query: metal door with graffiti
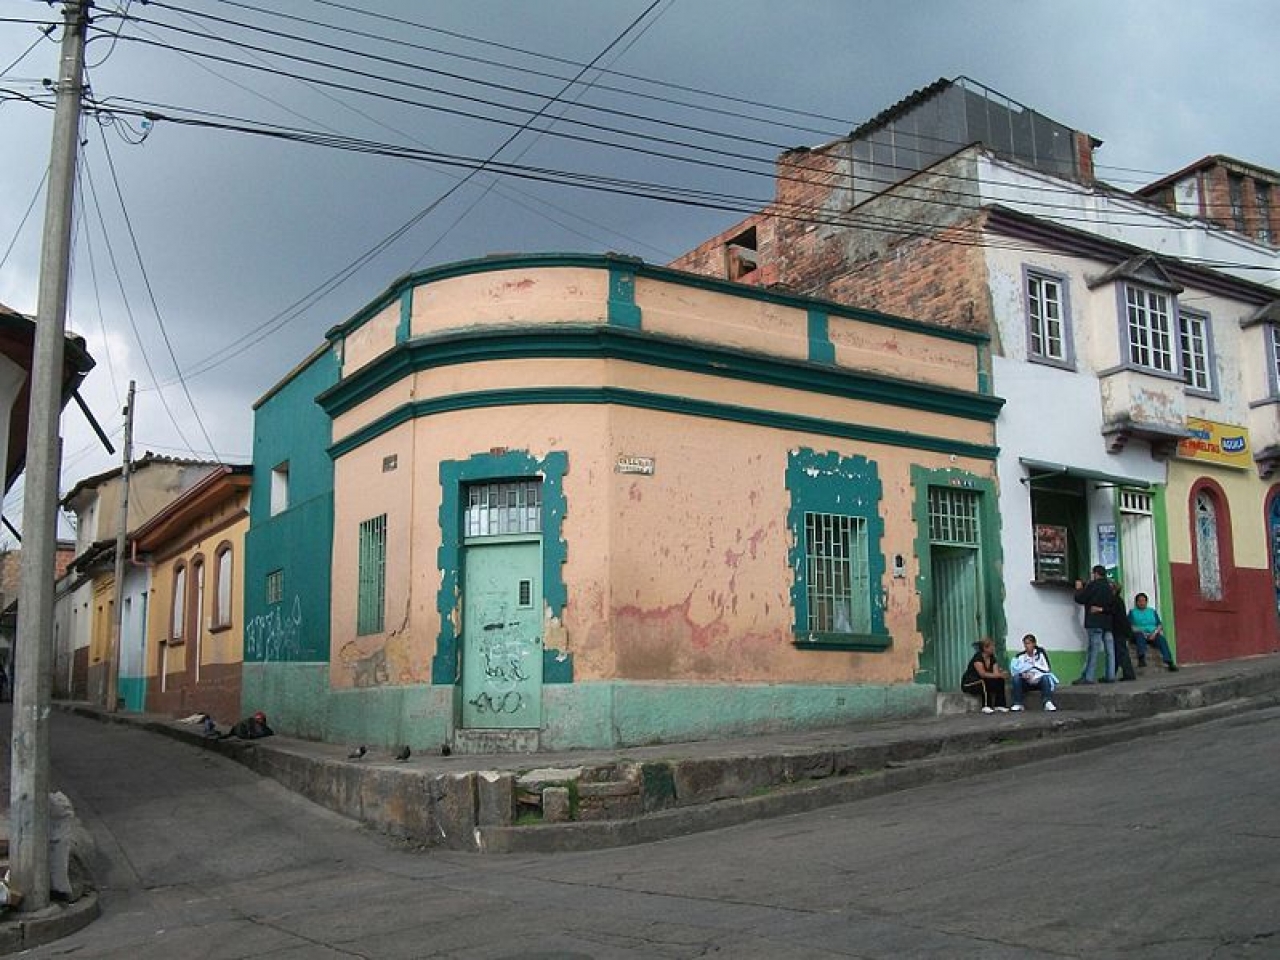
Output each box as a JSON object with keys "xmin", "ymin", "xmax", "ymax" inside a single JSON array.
[{"xmin": 461, "ymin": 540, "xmax": 543, "ymax": 728}]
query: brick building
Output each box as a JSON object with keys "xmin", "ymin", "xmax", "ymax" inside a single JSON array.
[{"xmin": 673, "ymin": 77, "xmax": 1280, "ymax": 674}]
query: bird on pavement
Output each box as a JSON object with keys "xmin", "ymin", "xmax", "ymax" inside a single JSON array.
[
  {"xmin": 394, "ymin": 745, "xmax": 411, "ymax": 762},
  {"xmin": 347, "ymin": 745, "xmax": 367, "ymax": 760}
]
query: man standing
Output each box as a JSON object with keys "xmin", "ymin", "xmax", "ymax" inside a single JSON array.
[{"xmin": 1073, "ymin": 564, "xmax": 1114, "ymax": 683}]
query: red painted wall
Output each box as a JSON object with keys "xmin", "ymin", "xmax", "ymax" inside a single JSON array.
[{"xmin": 1170, "ymin": 562, "xmax": 1280, "ymax": 663}]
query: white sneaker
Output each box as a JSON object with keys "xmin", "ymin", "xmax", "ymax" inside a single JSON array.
[
  {"xmin": 981, "ymin": 706, "xmax": 995, "ymax": 714},
  {"xmin": 1044, "ymin": 701, "xmax": 1057, "ymax": 712},
  {"xmin": 1010, "ymin": 704, "xmax": 1025, "ymax": 712},
  {"xmin": 994, "ymin": 706, "xmax": 1009, "ymax": 713}
]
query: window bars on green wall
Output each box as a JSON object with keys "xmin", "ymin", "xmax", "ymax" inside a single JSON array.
[{"xmin": 357, "ymin": 514, "xmax": 387, "ymax": 635}]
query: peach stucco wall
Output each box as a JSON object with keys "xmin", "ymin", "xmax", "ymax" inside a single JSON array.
[
  {"xmin": 342, "ymin": 301, "xmax": 398, "ymax": 376},
  {"xmin": 410, "ymin": 268, "xmax": 609, "ymax": 336},
  {"xmin": 327, "ymin": 262, "xmax": 996, "ymax": 691},
  {"xmin": 330, "ymin": 401, "xmax": 991, "ymax": 689}
]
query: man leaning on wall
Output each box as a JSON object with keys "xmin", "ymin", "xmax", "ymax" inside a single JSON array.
[{"xmin": 1073, "ymin": 564, "xmax": 1114, "ymax": 684}]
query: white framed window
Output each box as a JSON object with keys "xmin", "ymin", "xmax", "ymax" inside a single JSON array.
[
  {"xmin": 1179, "ymin": 310, "xmax": 1212, "ymax": 393},
  {"xmin": 1269, "ymin": 325, "xmax": 1280, "ymax": 396},
  {"xmin": 213, "ymin": 544, "xmax": 233, "ymax": 628},
  {"xmin": 270, "ymin": 462, "xmax": 290, "ymax": 516},
  {"xmin": 170, "ymin": 563, "xmax": 187, "ymax": 641},
  {"xmin": 1026, "ymin": 270, "xmax": 1069, "ymax": 363},
  {"xmin": 1126, "ymin": 285, "xmax": 1175, "ymax": 373}
]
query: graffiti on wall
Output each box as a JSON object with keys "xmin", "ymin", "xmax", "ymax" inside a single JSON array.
[{"xmin": 245, "ymin": 595, "xmax": 303, "ymax": 662}]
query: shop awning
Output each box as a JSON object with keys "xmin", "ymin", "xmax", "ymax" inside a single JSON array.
[{"xmin": 1018, "ymin": 457, "xmax": 1151, "ymax": 490}]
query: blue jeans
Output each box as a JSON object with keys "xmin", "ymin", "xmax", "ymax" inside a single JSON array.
[
  {"xmin": 1133, "ymin": 630, "xmax": 1174, "ymax": 665},
  {"xmin": 1013, "ymin": 674, "xmax": 1057, "ymax": 707},
  {"xmin": 1080, "ymin": 627, "xmax": 1114, "ymax": 681}
]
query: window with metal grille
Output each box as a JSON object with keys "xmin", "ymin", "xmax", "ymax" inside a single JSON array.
[
  {"xmin": 1126, "ymin": 285, "xmax": 1174, "ymax": 373},
  {"xmin": 1195, "ymin": 491, "xmax": 1223, "ymax": 601},
  {"xmin": 1119, "ymin": 490, "xmax": 1153, "ymax": 516},
  {"xmin": 1179, "ymin": 310, "xmax": 1212, "ymax": 393},
  {"xmin": 804, "ymin": 512, "xmax": 870, "ymax": 634},
  {"xmin": 465, "ymin": 480, "xmax": 542, "ymax": 537},
  {"xmin": 1026, "ymin": 271, "xmax": 1067, "ymax": 362},
  {"xmin": 265, "ymin": 569, "xmax": 284, "ymax": 605},
  {"xmin": 357, "ymin": 514, "xmax": 387, "ymax": 635},
  {"xmin": 928, "ymin": 487, "xmax": 980, "ymax": 546}
]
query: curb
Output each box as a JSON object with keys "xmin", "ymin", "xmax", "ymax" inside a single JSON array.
[
  {"xmin": 55, "ymin": 667, "xmax": 1280, "ymax": 854},
  {"xmin": 0, "ymin": 890, "xmax": 100, "ymax": 956},
  {"xmin": 477, "ymin": 694, "xmax": 1280, "ymax": 852}
]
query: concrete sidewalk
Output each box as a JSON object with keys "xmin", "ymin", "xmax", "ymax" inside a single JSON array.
[{"xmin": 60, "ymin": 653, "xmax": 1280, "ymax": 855}]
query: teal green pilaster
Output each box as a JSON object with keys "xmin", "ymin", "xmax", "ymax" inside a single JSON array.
[
  {"xmin": 607, "ymin": 266, "xmax": 642, "ymax": 329},
  {"xmin": 807, "ymin": 309, "xmax": 835, "ymax": 364}
]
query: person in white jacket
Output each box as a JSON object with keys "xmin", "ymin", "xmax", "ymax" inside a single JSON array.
[{"xmin": 1009, "ymin": 633, "xmax": 1059, "ymax": 711}]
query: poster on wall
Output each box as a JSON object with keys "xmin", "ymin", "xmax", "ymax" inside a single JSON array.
[
  {"xmin": 1034, "ymin": 524, "xmax": 1069, "ymax": 582},
  {"xmin": 1097, "ymin": 522, "xmax": 1118, "ymax": 573}
]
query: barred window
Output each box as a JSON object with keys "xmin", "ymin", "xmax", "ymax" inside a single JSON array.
[
  {"xmin": 465, "ymin": 480, "xmax": 541, "ymax": 537},
  {"xmin": 357, "ymin": 514, "xmax": 387, "ymax": 635},
  {"xmin": 929, "ymin": 487, "xmax": 980, "ymax": 546},
  {"xmin": 804, "ymin": 512, "xmax": 870, "ymax": 634},
  {"xmin": 1195, "ymin": 491, "xmax": 1223, "ymax": 602},
  {"xmin": 265, "ymin": 569, "xmax": 284, "ymax": 606}
]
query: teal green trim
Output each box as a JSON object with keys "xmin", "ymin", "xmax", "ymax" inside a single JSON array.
[
  {"xmin": 434, "ymin": 450, "xmax": 571, "ymax": 685},
  {"xmin": 317, "ymin": 327, "xmax": 1003, "ymax": 425},
  {"xmin": 324, "ymin": 253, "xmax": 990, "ymax": 346},
  {"xmin": 977, "ymin": 342, "xmax": 991, "ymax": 394},
  {"xmin": 607, "ymin": 265, "xmax": 642, "ymax": 329},
  {"xmin": 807, "ymin": 309, "xmax": 835, "ymax": 364},
  {"xmin": 117, "ymin": 675, "xmax": 147, "ymax": 713},
  {"xmin": 396, "ymin": 288, "xmax": 412, "ymax": 344},
  {"xmin": 330, "ymin": 387, "xmax": 1000, "ymax": 463},
  {"xmin": 910, "ymin": 466, "xmax": 1005, "ymax": 685},
  {"xmin": 786, "ymin": 449, "xmax": 888, "ymax": 642},
  {"xmin": 793, "ymin": 633, "xmax": 892, "ymax": 652}
]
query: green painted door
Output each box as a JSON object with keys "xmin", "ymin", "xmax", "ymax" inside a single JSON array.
[
  {"xmin": 929, "ymin": 546, "xmax": 981, "ymax": 691},
  {"xmin": 461, "ymin": 540, "xmax": 543, "ymax": 729}
]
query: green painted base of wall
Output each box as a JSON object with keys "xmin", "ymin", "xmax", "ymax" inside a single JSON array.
[
  {"xmin": 243, "ymin": 663, "xmax": 452, "ymax": 748},
  {"xmin": 542, "ymin": 681, "xmax": 936, "ymax": 750},
  {"xmin": 244, "ymin": 665, "xmax": 937, "ymax": 751},
  {"xmin": 118, "ymin": 675, "xmax": 147, "ymax": 713}
]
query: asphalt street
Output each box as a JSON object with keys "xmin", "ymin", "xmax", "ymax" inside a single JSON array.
[{"xmin": 11, "ymin": 704, "xmax": 1280, "ymax": 958}]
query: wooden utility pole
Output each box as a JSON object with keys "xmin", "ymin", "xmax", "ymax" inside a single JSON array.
[
  {"xmin": 103, "ymin": 380, "xmax": 135, "ymax": 712},
  {"xmin": 9, "ymin": 0, "xmax": 89, "ymax": 911}
]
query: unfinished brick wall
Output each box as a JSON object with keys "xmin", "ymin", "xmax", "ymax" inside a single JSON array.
[
  {"xmin": 1198, "ymin": 165, "xmax": 1280, "ymax": 244},
  {"xmin": 669, "ymin": 145, "xmax": 991, "ymax": 337}
]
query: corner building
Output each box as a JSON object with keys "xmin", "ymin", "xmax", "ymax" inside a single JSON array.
[{"xmin": 247, "ymin": 253, "xmax": 1004, "ymax": 752}]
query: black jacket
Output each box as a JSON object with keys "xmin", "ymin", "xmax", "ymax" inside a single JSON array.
[{"xmin": 1074, "ymin": 577, "xmax": 1114, "ymax": 629}]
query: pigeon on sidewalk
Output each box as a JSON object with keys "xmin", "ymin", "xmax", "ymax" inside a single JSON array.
[
  {"xmin": 347, "ymin": 745, "xmax": 367, "ymax": 760},
  {"xmin": 394, "ymin": 745, "xmax": 411, "ymax": 762}
]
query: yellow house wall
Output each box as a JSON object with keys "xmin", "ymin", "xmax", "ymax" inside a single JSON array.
[
  {"xmin": 145, "ymin": 496, "xmax": 250, "ymax": 679},
  {"xmin": 1165, "ymin": 460, "xmax": 1270, "ymax": 569}
]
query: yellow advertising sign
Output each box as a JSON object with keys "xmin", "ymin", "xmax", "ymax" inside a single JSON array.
[{"xmin": 1176, "ymin": 418, "xmax": 1251, "ymax": 468}]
